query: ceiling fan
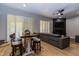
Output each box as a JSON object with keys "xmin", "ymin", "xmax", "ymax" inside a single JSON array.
[
  {"xmin": 52, "ymin": 8, "xmax": 66, "ymax": 18},
  {"xmin": 57, "ymin": 9, "xmax": 64, "ymax": 15},
  {"xmin": 52, "ymin": 6, "xmax": 68, "ymax": 16}
]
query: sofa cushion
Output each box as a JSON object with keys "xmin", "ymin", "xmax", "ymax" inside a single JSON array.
[
  {"xmin": 40, "ymin": 33, "xmax": 61, "ymax": 37},
  {"xmin": 49, "ymin": 37, "xmax": 59, "ymax": 42},
  {"xmin": 51, "ymin": 34, "xmax": 61, "ymax": 37}
]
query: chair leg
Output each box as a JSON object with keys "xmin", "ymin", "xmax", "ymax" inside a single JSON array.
[
  {"xmin": 37, "ymin": 42, "xmax": 41, "ymax": 51},
  {"xmin": 33, "ymin": 42, "xmax": 36, "ymax": 52},
  {"xmin": 39, "ymin": 42, "xmax": 41, "ymax": 51},
  {"xmin": 31, "ymin": 39, "xmax": 33, "ymax": 49},
  {"xmin": 37, "ymin": 43, "xmax": 39, "ymax": 50},
  {"xmin": 35, "ymin": 42, "xmax": 37, "ymax": 53},
  {"xmin": 19, "ymin": 45, "xmax": 22, "ymax": 55},
  {"xmin": 12, "ymin": 46, "xmax": 15, "ymax": 56},
  {"xmin": 32, "ymin": 41, "xmax": 41, "ymax": 53},
  {"xmin": 32, "ymin": 41, "xmax": 35, "ymax": 50}
]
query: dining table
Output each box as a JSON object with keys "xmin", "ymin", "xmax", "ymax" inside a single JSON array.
[{"xmin": 20, "ymin": 34, "xmax": 39, "ymax": 56}]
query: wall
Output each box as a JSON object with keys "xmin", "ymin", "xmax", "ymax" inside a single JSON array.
[
  {"xmin": 0, "ymin": 5, "xmax": 52, "ymax": 41},
  {"xmin": 66, "ymin": 17, "xmax": 79, "ymax": 39},
  {"xmin": 0, "ymin": 13, "xmax": 7, "ymax": 41}
]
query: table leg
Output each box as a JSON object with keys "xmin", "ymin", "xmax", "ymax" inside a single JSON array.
[
  {"xmin": 24, "ymin": 38, "xmax": 27, "ymax": 51},
  {"xmin": 23, "ymin": 38, "xmax": 34, "ymax": 56}
]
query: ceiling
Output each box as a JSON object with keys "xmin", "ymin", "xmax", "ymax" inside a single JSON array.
[{"xmin": 1, "ymin": 3, "xmax": 79, "ymax": 18}]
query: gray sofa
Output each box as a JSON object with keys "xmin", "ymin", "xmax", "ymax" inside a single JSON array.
[{"xmin": 39, "ymin": 33, "xmax": 70, "ymax": 49}]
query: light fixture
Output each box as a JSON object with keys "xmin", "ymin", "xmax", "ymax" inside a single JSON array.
[
  {"xmin": 58, "ymin": 13, "xmax": 63, "ymax": 15},
  {"xmin": 23, "ymin": 4, "xmax": 26, "ymax": 7},
  {"xmin": 58, "ymin": 13, "xmax": 61, "ymax": 15}
]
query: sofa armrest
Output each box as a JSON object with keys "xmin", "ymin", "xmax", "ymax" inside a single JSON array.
[{"xmin": 58, "ymin": 37, "xmax": 70, "ymax": 49}]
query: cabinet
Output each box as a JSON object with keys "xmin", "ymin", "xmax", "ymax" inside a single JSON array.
[
  {"xmin": 75, "ymin": 35, "xmax": 79, "ymax": 42},
  {"xmin": 53, "ymin": 18, "xmax": 66, "ymax": 36}
]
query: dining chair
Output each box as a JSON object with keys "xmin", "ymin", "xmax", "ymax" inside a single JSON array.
[
  {"xmin": 32, "ymin": 37, "xmax": 41, "ymax": 53},
  {"xmin": 9, "ymin": 33, "xmax": 23, "ymax": 56}
]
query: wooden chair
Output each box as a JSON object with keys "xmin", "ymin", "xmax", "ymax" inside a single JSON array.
[
  {"xmin": 32, "ymin": 37, "xmax": 41, "ymax": 52},
  {"xmin": 9, "ymin": 33, "xmax": 23, "ymax": 56}
]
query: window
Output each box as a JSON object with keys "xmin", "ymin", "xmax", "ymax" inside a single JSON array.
[
  {"xmin": 7, "ymin": 15, "xmax": 24, "ymax": 41},
  {"xmin": 40, "ymin": 20, "xmax": 50, "ymax": 33},
  {"xmin": 15, "ymin": 16, "xmax": 24, "ymax": 36}
]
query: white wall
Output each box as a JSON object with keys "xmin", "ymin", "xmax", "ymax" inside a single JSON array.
[
  {"xmin": 0, "ymin": 13, "xmax": 7, "ymax": 41},
  {"xmin": 66, "ymin": 17, "xmax": 79, "ymax": 39}
]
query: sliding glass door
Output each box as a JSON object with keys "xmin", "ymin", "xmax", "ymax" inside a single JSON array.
[
  {"xmin": 7, "ymin": 14, "xmax": 24, "ymax": 41},
  {"xmin": 15, "ymin": 16, "xmax": 24, "ymax": 37},
  {"xmin": 7, "ymin": 15, "xmax": 15, "ymax": 41}
]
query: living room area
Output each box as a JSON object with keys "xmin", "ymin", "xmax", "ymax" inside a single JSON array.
[{"xmin": 0, "ymin": 3, "xmax": 79, "ymax": 56}]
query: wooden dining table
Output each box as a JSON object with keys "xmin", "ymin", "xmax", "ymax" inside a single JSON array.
[{"xmin": 20, "ymin": 34, "xmax": 39, "ymax": 56}]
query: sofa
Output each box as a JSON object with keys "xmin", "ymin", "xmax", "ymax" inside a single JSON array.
[{"xmin": 39, "ymin": 33, "xmax": 70, "ymax": 49}]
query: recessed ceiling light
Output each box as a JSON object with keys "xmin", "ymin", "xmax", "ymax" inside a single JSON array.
[{"xmin": 23, "ymin": 4, "xmax": 26, "ymax": 7}]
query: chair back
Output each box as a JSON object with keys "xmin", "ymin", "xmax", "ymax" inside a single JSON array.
[
  {"xmin": 9, "ymin": 33, "xmax": 15, "ymax": 42},
  {"xmin": 9, "ymin": 33, "xmax": 22, "ymax": 46}
]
